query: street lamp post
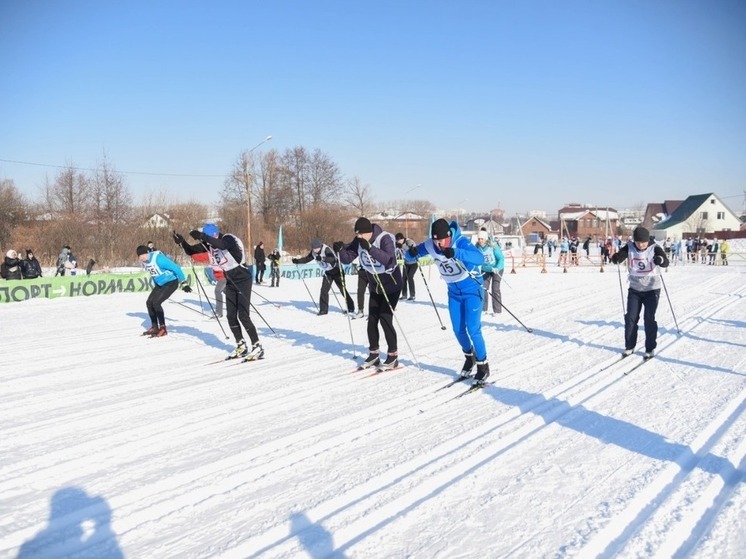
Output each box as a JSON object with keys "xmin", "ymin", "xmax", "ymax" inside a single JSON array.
[{"xmin": 244, "ymin": 135, "xmax": 272, "ymax": 265}]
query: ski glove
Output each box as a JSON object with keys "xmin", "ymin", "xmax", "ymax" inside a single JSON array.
[
  {"xmin": 611, "ymin": 254, "xmax": 619, "ymax": 264},
  {"xmin": 173, "ymin": 231, "xmax": 185, "ymax": 245},
  {"xmin": 181, "ymin": 281, "xmax": 192, "ymax": 293},
  {"xmin": 441, "ymin": 247, "xmax": 454, "ymax": 258},
  {"xmin": 653, "ymin": 255, "xmax": 664, "ymax": 266},
  {"xmin": 189, "ymin": 230, "xmax": 203, "ymax": 241},
  {"xmin": 332, "ymin": 241, "xmax": 344, "ymax": 252},
  {"xmin": 291, "ymin": 258, "xmax": 299, "ymax": 264},
  {"xmin": 408, "ymin": 247, "xmax": 419, "ymax": 257},
  {"xmin": 358, "ymin": 238, "xmax": 371, "ymax": 250}
]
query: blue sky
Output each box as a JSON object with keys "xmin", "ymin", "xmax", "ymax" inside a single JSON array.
[{"xmin": 1, "ymin": 0, "xmax": 744, "ymax": 215}]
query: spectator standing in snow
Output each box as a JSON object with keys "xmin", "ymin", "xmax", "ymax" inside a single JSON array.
[
  {"xmin": 337, "ymin": 217, "xmax": 403, "ymax": 370},
  {"xmin": 1, "ymin": 250, "xmax": 23, "ymax": 280},
  {"xmin": 137, "ymin": 244, "xmax": 191, "ymax": 337},
  {"xmin": 475, "ymin": 230, "xmax": 504, "ymax": 316},
  {"xmin": 611, "ymin": 226, "xmax": 669, "ymax": 359},
  {"xmin": 254, "ymin": 241, "xmax": 266, "ymax": 284},
  {"xmin": 292, "ymin": 239, "xmax": 354, "ymax": 316},
  {"xmin": 708, "ymin": 238, "xmax": 719, "ymax": 265},
  {"xmin": 268, "ymin": 248, "xmax": 281, "ymax": 287},
  {"xmin": 187, "ymin": 223, "xmax": 264, "ymax": 360},
  {"xmin": 720, "ymin": 239, "xmax": 729, "ymax": 266},
  {"xmin": 405, "ymin": 219, "xmax": 490, "ymax": 384},
  {"xmin": 55, "ymin": 246, "xmax": 72, "ymax": 276},
  {"xmin": 21, "ymin": 249, "xmax": 43, "ymax": 279},
  {"xmin": 395, "ymin": 232, "xmax": 418, "ymax": 301}
]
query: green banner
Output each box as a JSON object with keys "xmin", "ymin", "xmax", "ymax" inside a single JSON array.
[
  {"xmin": 1, "ymin": 259, "xmax": 434, "ymax": 303},
  {"xmin": 0, "ymin": 271, "xmax": 197, "ymax": 304}
]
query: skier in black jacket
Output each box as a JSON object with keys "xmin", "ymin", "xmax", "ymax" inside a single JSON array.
[
  {"xmin": 292, "ymin": 238, "xmax": 354, "ymax": 316},
  {"xmin": 177, "ymin": 223, "xmax": 264, "ymax": 361}
]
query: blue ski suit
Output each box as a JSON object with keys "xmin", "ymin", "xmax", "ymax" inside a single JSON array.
[{"xmin": 405, "ymin": 221, "xmax": 488, "ymax": 361}]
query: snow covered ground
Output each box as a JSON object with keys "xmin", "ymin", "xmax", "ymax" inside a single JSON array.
[{"xmin": 1, "ymin": 261, "xmax": 745, "ymax": 558}]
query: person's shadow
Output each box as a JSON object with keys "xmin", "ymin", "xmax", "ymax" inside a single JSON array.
[{"xmin": 17, "ymin": 486, "xmax": 124, "ymax": 558}]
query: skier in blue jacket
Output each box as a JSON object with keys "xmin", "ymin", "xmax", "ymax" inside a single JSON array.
[
  {"xmin": 137, "ymin": 244, "xmax": 191, "ymax": 337},
  {"xmin": 405, "ymin": 218, "xmax": 490, "ymax": 384}
]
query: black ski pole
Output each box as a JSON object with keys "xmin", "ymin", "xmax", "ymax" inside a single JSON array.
[
  {"xmin": 295, "ymin": 264, "xmax": 319, "ymax": 312},
  {"xmin": 335, "ymin": 255, "xmax": 357, "ymax": 359},
  {"xmin": 193, "ymin": 270, "xmax": 230, "ymax": 339},
  {"xmin": 455, "ymin": 260, "xmax": 533, "ymax": 333},
  {"xmin": 659, "ymin": 272, "xmax": 681, "ymax": 335},
  {"xmin": 252, "ymin": 289, "xmax": 281, "ymax": 309},
  {"xmin": 616, "ymin": 262, "xmax": 626, "ymax": 317},
  {"xmin": 416, "ymin": 264, "xmax": 447, "ymax": 331}
]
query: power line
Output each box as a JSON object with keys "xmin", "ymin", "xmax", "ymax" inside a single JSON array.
[{"xmin": 0, "ymin": 157, "xmax": 228, "ymax": 178}]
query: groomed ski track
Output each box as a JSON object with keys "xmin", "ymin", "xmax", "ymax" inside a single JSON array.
[{"xmin": 1, "ymin": 266, "xmax": 744, "ymax": 558}]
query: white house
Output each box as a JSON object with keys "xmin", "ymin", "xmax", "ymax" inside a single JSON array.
[
  {"xmin": 651, "ymin": 193, "xmax": 741, "ymax": 240},
  {"xmin": 143, "ymin": 213, "xmax": 171, "ymax": 229}
]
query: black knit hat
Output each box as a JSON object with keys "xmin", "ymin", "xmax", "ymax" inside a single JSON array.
[
  {"xmin": 431, "ymin": 219, "xmax": 451, "ymax": 240},
  {"xmin": 136, "ymin": 245, "xmax": 150, "ymax": 256},
  {"xmin": 633, "ymin": 227, "xmax": 650, "ymax": 243},
  {"xmin": 354, "ymin": 217, "xmax": 373, "ymax": 234},
  {"xmin": 395, "ymin": 232, "xmax": 405, "ymax": 241}
]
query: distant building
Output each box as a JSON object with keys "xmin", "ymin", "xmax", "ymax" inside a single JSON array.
[
  {"xmin": 557, "ymin": 204, "xmax": 620, "ymax": 239},
  {"xmin": 143, "ymin": 213, "xmax": 171, "ymax": 229},
  {"xmin": 650, "ymin": 193, "xmax": 741, "ymax": 240},
  {"xmin": 642, "ymin": 200, "xmax": 683, "ymax": 230}
]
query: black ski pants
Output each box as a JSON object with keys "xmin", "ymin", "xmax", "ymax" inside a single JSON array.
[
  {"xmin": 624, "ymin": 288, "xmax": 661, "ymax": 353},
  {"xmin": 401, "ymin": 263, "xmax": 417, "ymax": 299},
  {"xmin": 225, "ymin": 274, "xmax": 259, "ymax": 345},
  {"xmin": 367, "ymin": 290, "xmax": 400, "ymax": 354},
  {"xmin": 320, "ymin": 271, "xmax": 354, "ymax": 313},
  {"xmin": 147, "ymin": 279, "xmax": 179, "ymax": 327},
  {"xmin": 356, "ymin": 269, "xmax": 370, "ymax": 313}
]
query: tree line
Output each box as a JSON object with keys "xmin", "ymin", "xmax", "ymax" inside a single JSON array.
[{"xmin": 0, "ymin": 147, "xmax": 435, "ymax": 269}]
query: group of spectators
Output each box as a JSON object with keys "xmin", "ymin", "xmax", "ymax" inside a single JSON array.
[
  {"xmin": 1, "ymin": 244, "xmax": 83, "ymax": 280},
  {"xmin": 1, "ymin": 248, "xmax": 43, "ymax": 280}
]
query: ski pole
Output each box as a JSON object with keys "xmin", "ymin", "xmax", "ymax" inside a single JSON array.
[
  {"xmin": 193, "ymin": 271, "xmax": 230, "ymax": 340},
  {"xmin": 295, "ymin": 264, "xmax": 319, "ymax": 312},
  {"xmin": 252, "ymin": 289, "xmax": 281, "ymax": 309},
  {"xmin": 169, "ymin": 298, "xmax": 210, "ymax": 317},
  {"xmin": 335, "ymin": 256, "xmax": 357, "ymax": 359},
  {"xmin": 616, "ymin": 262, "xmax": 626, "ymax": 317},
  {"xmin": 366, "ymin": 252, "xmax": 421, "ymax": 370},
  {"xmin": 416, "ymin": 264, "xmax": 447, "ymax": 330},
  {"xmin": 456, "ymin": 260, "xmax": 533, "ymax": 333},
  {"xmin": 659, "ymin": 272, "xmax": 681, "ymax": 335}
]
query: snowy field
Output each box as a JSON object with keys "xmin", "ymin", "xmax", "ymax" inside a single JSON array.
[{"xmin": 1, "ymin": 262, "xmax": 745, "ymax": 558}]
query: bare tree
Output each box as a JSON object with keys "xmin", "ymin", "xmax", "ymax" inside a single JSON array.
[
  {"xmin": 307, "ymin": 149, "xmax": 343, "ymax": 207},
  {"xmin": 51, "ymin": 162, "xmax": 89, "ymax": 217},
  {"xmin": 282, "ymin": 146, "xmax": 310, "ymax": 214},
  {"xmin": 0, "ymin": 179, "xmax": 28, "ymax": 249},
  {"xmin": 343, "ymin": 176, "xmax": 374, "ymax": 216},
  {"xmin": 90, "ymin": 153, "xmax": 133, "ymax": 263}
]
